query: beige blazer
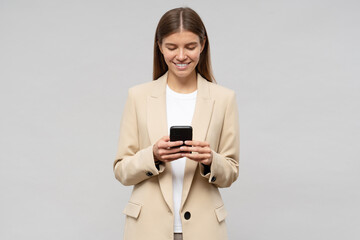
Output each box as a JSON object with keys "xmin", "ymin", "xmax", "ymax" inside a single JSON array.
[{"xmin": 113, "ymin": 72, "xmax": 239, "ymax": 240}]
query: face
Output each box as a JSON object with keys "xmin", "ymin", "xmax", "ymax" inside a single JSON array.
[{"xmin": 159, "ymin": 30, "xmax": 205, "ymax": 79}]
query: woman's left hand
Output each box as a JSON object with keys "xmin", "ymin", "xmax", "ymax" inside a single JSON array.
[{"xmin": 180, "ymin": 140, "xmax": 213, "ymax": 166}]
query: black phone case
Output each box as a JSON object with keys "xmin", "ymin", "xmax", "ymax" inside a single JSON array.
[{"xmin": 170, "ymin": 126, "xmax": 192, "ymax": 147}]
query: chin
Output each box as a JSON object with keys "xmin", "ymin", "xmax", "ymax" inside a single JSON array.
[{"xmin": 170, "ymin": 69, "xmax": 195, "ymax": 79}]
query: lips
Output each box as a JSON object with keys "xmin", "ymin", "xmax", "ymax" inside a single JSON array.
[{"xmin": 173, "ymin": 62, "xmax": 191, "ymax": 70}]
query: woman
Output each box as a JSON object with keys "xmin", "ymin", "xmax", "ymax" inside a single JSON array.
[{"xmin": 113, "ymin": 7, "xmax": 239, "ymax": 240}]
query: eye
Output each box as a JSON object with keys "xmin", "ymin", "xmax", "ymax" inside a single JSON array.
[
  {"xmin": 167, "ymin": 47, "xmax": 176, "ymax": 51},
  {"xmin": 186, "ymin": 44, "xmax": 198, "ymax": 50}
]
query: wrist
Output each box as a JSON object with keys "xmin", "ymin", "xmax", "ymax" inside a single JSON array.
[{"xmin": 152, "ymin": 145, "xmax": 158, "ymax": 162}]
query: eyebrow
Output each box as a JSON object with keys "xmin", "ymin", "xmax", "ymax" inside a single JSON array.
[{"xmin": 164, "ymin": 42, "xmax": 198, "ymax": 47}]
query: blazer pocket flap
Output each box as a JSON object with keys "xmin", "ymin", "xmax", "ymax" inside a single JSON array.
[
  {"xmin": 214, "ymin": 205, "xmax": 227, "ymax": 222},
  {"xmin": 123, "ymin": 202, "xmax": 142, "ymax": 219}
]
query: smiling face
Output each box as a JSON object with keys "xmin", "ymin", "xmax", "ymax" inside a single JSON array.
[{"xmin": 159, "ymin": 30, "xmax": 205, "ymax": 80}]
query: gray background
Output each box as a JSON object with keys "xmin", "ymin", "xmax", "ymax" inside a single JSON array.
[{"xmin": 1, "ymin": 0, "xmax": 359, "ymax": 239}]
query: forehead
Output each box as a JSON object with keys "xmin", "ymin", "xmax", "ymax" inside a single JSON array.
[{"xmin": 162, "ymin": 30, "xmax": 200, "ymax": 44}]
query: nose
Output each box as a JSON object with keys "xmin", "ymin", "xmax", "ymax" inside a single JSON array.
[{"xmin": 176, "ymin": 48, "xmax": 187, "ymax": 61}]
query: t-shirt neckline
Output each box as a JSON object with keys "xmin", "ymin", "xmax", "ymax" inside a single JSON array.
[{"xmin": 166, "ymin": 85, "xmax": 197, "ymax": 99}]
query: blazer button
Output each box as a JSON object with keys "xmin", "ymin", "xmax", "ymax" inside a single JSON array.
[
  {"xmin": 211, "ymin": 176, "xmax": 216, "ymax": 182},
  {"xmin": 146, "ymin": 171, "xmax": 153, "ymax": 177},
  {"xmin": 184, "ymin": 211, "xmax": 191, "ymax": 220}
]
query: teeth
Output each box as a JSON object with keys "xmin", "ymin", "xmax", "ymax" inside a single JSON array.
[{"xmin": 176, "ymin": 63, "xmax": 188, "ymax": 67}]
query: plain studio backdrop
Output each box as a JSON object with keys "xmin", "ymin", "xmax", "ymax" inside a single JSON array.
[{"xmin": 0, "ymin": 0, "xmax": 359, "ymax": 239}]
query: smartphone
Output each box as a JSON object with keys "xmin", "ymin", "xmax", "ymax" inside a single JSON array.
[{"xmin": 170, "ymin": 126, "xmax": 192, "ymax": 148}]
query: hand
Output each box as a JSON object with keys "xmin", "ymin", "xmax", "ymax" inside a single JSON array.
[
  {"xmin": 180, "ymin": 140, "xmax": 213, "ymax": 166},
  {"xmin": 153, "ymin": 136, "xmax": 185, "ymax": 163}
]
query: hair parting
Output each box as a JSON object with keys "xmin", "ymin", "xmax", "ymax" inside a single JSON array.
[{"xmin": 153, "ymin": 7, "xmax": 215, "ymax": 83}]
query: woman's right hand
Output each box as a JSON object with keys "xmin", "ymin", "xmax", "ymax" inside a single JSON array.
[{"xmin": 153, "ymin": 136, "xmax": 184, "ymax": 163}]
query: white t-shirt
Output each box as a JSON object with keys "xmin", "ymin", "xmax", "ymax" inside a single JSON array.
[{"xmin": 166, "ymin": 85, "xmax": 197, "ymax": 233}]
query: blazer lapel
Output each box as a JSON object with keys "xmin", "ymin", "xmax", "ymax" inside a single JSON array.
[
  {"xmin": 147, "ymin": 72, "xmax": 174, "ymax": 214},
  {"xmin": 147, "ymin": 72, "xmax": 168, "ymax": 145},
  {"xmin": 181, "ymin": 74, "xmax": 214, "ymax": 211},
  {"xmin": 147, "ymin": 72, "xmax": 214, "ymax": 213}
]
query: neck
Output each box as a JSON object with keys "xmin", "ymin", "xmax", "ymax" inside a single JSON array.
[{"xmin": 167, "ymin": 71, "xmax": 197, "ymax": 94}]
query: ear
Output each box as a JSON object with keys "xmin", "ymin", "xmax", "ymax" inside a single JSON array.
[{"xmin": 200, "ymin": 37, "xmax": 206, "ymax": 53}]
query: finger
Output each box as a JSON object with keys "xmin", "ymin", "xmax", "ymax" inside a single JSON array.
[
  {"xmin": 180, "ymin": 146, "xmax": 211, "ymax": 153},
  {"xmin": 155, "ymin": 136, "xmax": 170, "ymax": 149},
  {"xmin": 182, "ymin": 153, "xmax": 212, "ymax": 161},
  {"xmin": 162, "ymin": 135, "xmax": 170, "ymax": 141},
  {"xmin": 161, "ymin": 153, "xmax": 183, "ymax": 161},
  {"xmin": 157, "ymin": 141, "xmax": 169, "ymax": 149},
  {"xmin": 184, "ymin": 140, "xmax": 210, "ymax": 147},
  {"xmin": 167, "ymin": 141, "xmax": 184, "ymax": 148},
  {"xmin": 160, "ymin": 147, "xmax": 182, "ymax": 155},
  {"xmin": 158, "ymin": 139, "xmax": 180, "ymax": 149}
]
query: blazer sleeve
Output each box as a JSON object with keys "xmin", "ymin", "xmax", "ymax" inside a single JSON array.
[
  {"xmin": 113, "ymin": 89, "xmax": 165, "ymax": 186},
  {"xmin": 199, "ymin": 91, "xmax": 240, "ymax": 188}
]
